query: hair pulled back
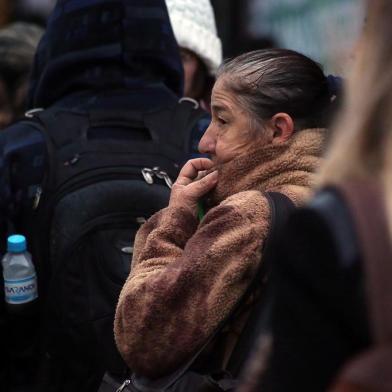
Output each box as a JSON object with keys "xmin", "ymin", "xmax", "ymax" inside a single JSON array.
[{"xmin": 218, "ymin": 48, "xmax": 340, "ymax": 130}]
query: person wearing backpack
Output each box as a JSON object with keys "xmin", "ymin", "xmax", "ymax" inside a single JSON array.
[
  {"xmin": 113, "ymin": 48, "xmax": 341, "ymax": 391},
  {"xmin": 244, "ymin": 1, "xmax": 392, "ymax": 391},
  {"xmin": 165, "ymin": 0, "xmax": 222, "ymax": 113},
  {"xmin": 0, "ymin": 0, "xmax": 210, "ymax": 391}
]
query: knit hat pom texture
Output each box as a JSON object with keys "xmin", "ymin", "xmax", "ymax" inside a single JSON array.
[{"xmin": 166, "ymin": 0, "xmax": 222, "ymax": 75}]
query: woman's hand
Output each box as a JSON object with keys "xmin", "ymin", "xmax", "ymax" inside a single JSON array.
[{"xmin": 169, "ymin": 158, "xmax": 218, "ymax": 215}]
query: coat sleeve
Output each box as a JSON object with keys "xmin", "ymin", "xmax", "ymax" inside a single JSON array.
[{"xmin": 114, "ymin": 190, "xmax": 271, "ymax": 379}]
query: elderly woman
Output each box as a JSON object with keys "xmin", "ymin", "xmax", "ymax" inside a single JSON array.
[{"xmin": 114, "ymin": 48, "xmax": 338, "ymax": 379}]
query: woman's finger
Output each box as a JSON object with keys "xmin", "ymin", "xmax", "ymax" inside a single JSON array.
[
  {"xmin": 176, "ymin": 158, "xmax": 214, "ymax": 186},
  {"xmin": 195, "ymin": 170, "xmax": 208, "ymax": 181},
  {"xmin": 186, "ymin": 170, "xmax": 218, "ymax": 198}
]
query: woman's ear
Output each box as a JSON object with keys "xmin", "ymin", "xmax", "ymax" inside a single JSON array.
[{"xmin": 270, "ymin": 113, "xmax": 295, "ymax": 143}]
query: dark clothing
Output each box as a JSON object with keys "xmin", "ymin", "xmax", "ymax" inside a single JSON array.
[
  {"xmin": 0, "ymin": 0, "xmax": 209, "ymax": 251},
  {"xmin": 0, "ymin": 1, "xmax": 209, "ymax": 390},
  {"xmin": 264, "ymin": 189, "xmax": 371, "ymax": 392},
  {"xmin": 28, "ymin": 0, "xmax": 184, "ymax": 108},
  {"xmin": 0, "ymin": 89, "xmax": 208, "ymax": 253}
]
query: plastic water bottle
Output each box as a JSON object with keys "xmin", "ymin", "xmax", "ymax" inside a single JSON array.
[{"xmin": 2, "ymin": 234, "xmax": 38, "ymax": 313}]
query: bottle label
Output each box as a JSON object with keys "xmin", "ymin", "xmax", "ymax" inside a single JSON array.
[{"xmin": 4, "ymin": 275, "xmax": 38, "ymax": 305}]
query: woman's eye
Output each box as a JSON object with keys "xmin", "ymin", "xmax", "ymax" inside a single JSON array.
[{"xmin": 218, "ymin": 117, "xmax": 227, "ymax": 125}]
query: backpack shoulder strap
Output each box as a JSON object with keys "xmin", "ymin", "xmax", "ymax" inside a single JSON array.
[
  {"xmin": 257, "ymin": 192, "xmax": 296, "ymax": 279},
  {"xmin": 226, "ymin": 192, "xmax": 295, "ymax": 376},
  {"xmin": 23, "ymin": 108, "xmax": 91, "ymax": 191},
  {"xmin": 337, "ymin": 181, "xmax": 392, "ymax": 344},
  {"xmin": 27, "ymin": 107, "xmax": 90, "ymax": 148}
]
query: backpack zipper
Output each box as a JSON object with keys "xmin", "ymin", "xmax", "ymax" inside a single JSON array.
[
  {"xmin": 61, "ymin": 149, "xmax": 175, "ymax": 187},
  {"xmin": 33, "ymin": 166, "xmax": 173, "ymax": 210},
  {"xmin": 33, "ymin": 186, "xmax": 43, "ymax": 210},
  {"xmin": 141, "ymin": 167, "xmax": 173, "ymax": 188},
  {"xmin": 116, "ymin": 379, "xmax": 131, "ymax": 392}
]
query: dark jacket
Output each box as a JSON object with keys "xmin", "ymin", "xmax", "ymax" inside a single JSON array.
[
  {"xmin": 0, "ymin": 0, "xmax": 209, "ymax": 389},
  {"xmin": 260, "ymin": 189, "xmax": 371, "ymax": 392}
]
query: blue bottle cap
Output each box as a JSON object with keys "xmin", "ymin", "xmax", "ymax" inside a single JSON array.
[{"xmin": 7, "ymin": 235, "xmax": 27, "ymax": 253}]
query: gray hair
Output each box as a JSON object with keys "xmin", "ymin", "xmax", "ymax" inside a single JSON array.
[{"xmin": 217, "ymin": 48, "xmax": 336, "ymax": 130}]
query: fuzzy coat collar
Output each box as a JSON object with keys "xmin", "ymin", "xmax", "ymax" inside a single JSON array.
[{"xmin": 206, "ymin": 128, "xmax": 326, "ymax": 207}]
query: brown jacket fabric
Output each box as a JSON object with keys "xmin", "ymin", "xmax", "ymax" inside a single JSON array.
[{"xmin": 114, "ymin": 129, "xmax": 326, "ymax": 378}]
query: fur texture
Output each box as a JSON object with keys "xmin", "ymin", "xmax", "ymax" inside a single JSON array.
[{"xmin": 114, "ymin": 128, "xmax": 326, "ymax": 378}]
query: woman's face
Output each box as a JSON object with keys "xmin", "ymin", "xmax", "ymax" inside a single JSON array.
[
  {"xmin": 198, "ymin": 77, "xmax": 269, "ymax": 165},
  {"xmin": 180, "ymin": 48, "xmax": 203, "ymax": 99}
]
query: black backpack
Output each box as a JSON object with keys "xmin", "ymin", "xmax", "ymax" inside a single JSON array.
[
  {"xmin": 22, "ymin": 100, "xmax": 206, "ymax": 391},
  {"xmin": 99, "ymin": 192, "xmax": 295, "ymax": 392}
]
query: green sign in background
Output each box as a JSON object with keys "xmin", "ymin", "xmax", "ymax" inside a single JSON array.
[{"xmin": 248, "ymin": 0, "xmax": 364, "ymax": 73}]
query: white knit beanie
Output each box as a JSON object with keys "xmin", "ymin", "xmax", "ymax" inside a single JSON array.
[{"xmin": 166, "ymin": 0, "xmax": 223, "ymax": 75}]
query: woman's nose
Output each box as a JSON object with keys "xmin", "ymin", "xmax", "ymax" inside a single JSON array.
[{"xmin": 198, "ymin": 125, "xmax": 216, "ymax": 154}]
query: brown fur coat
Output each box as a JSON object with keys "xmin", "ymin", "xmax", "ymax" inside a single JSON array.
[{"xmin": 114, "ymin": 129, "xmax": 326, "ymax": 378}]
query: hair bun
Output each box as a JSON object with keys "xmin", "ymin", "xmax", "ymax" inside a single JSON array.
[{"xmin": 327, "ymin": 75, "xmax": 343, "ymax": 100}]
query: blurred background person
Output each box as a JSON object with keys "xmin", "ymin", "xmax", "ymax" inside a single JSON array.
[
  {"xmin": 166, "ymin": 0, "xmax": 222, "ymax": 111},
  {"xmin": 0, "ymin": 22, "xmax": 43, "ymax": 129}
]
